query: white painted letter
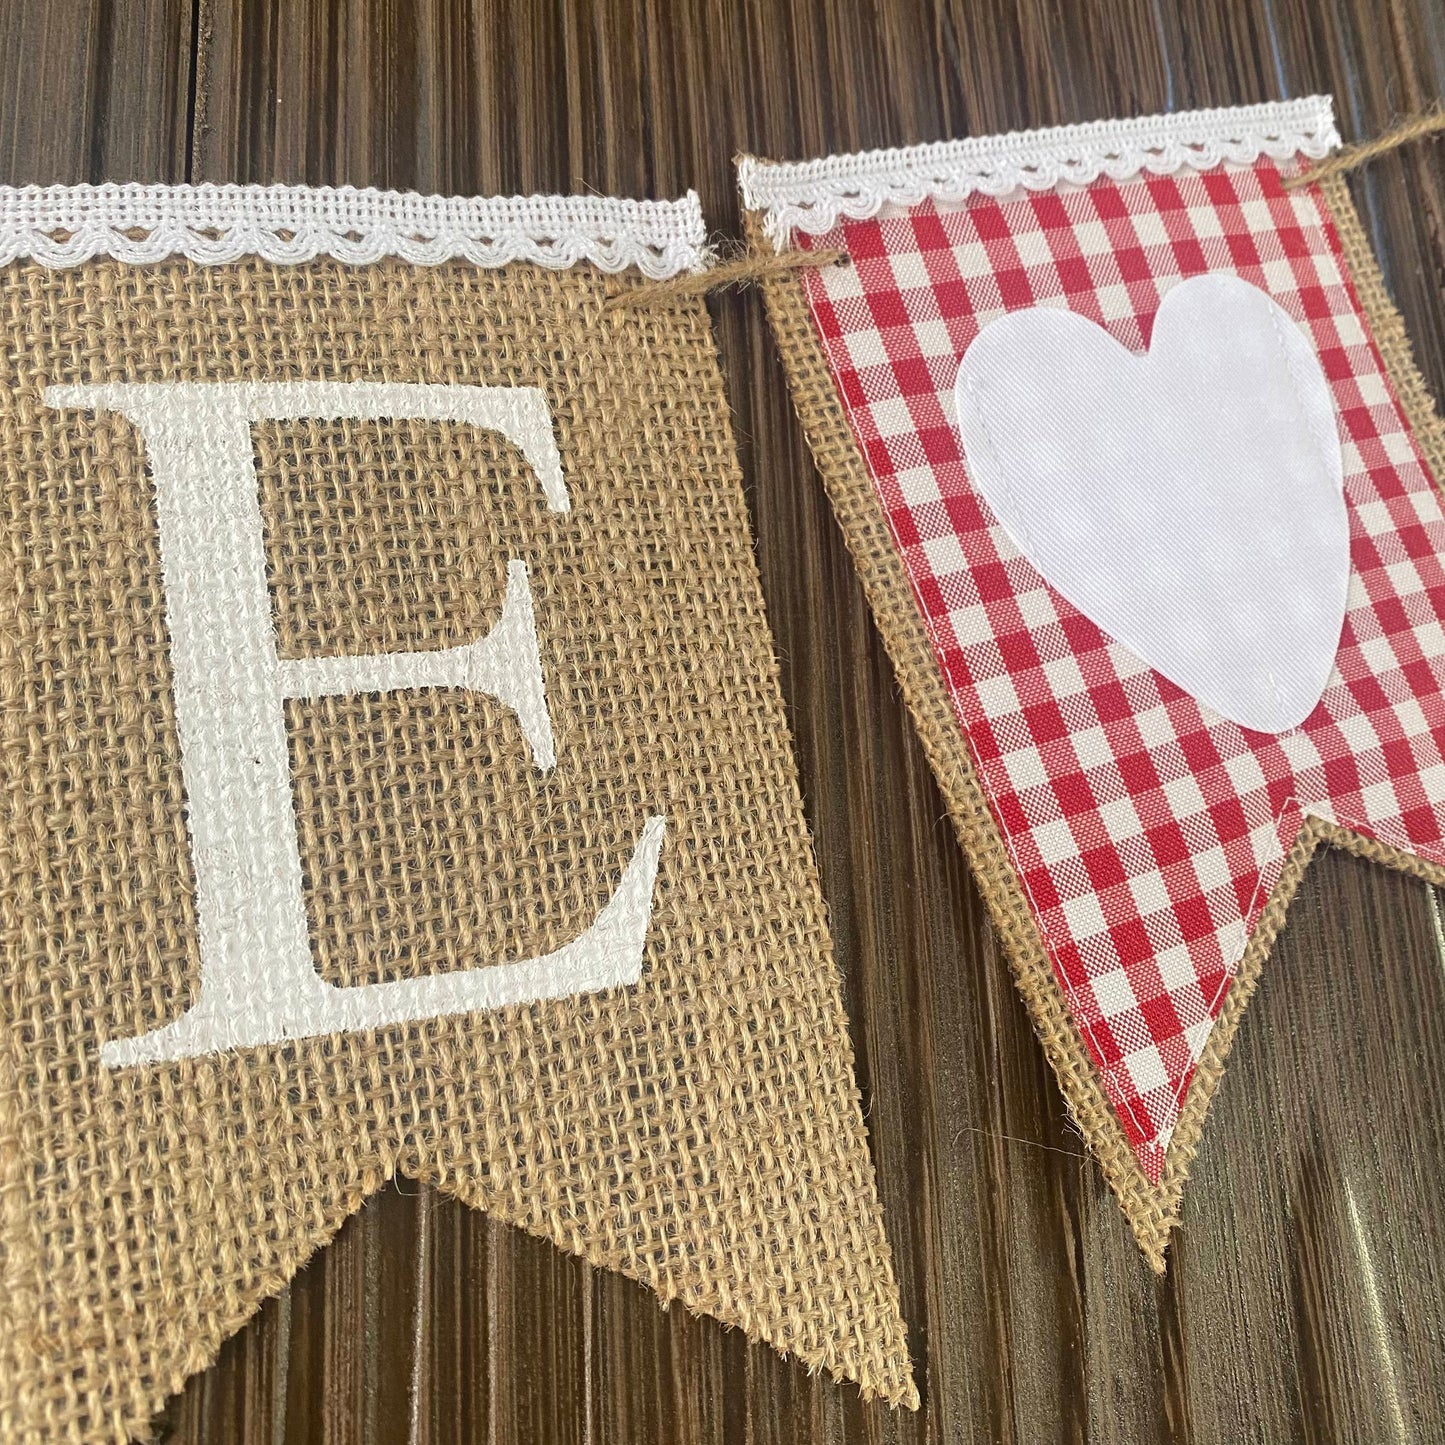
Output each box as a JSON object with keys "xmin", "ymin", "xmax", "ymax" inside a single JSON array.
[{"xmin": 45, "ymin": 382, "xmax": 665, "ymax": 1066}]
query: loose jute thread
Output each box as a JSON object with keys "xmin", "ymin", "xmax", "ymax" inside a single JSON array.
[
  {"xmin": 608, "ymin": 247, "xmax": 843, "ymax": 307},
  {"xmin": 1284, "ymin": 105, "xmax": 1445, "ymax": 188}
]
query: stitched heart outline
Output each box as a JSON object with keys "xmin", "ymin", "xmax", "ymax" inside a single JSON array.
[{"xmin": 952, "ymin": 273, "xmax": 1348, "ymax": 734}]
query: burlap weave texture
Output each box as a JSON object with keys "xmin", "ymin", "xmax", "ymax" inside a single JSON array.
[{"xmin": 0, "ymin": 253, "xmax": 915, "ymax": 1441}]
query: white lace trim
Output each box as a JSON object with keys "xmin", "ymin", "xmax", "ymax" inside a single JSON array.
[
  {"xmin": 0, "ymin": 182, "xmax": 712, "ymax": 277},
  {"xmin": 739, "ymin": 96, "xmax": 1340, "ymax": 246}
]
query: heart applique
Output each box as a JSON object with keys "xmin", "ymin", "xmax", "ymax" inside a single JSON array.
[{"xmin": 952, "ymin": 273, "xmax": 1348, "ymax": 734}]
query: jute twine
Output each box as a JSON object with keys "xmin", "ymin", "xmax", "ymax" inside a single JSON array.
[
  {"xmin": 744, "ymin": 169, "xmax": 1445, "ymax": 1269},
  {"xmin": 0, "ymin": 254, "xmax": 916, "ymax": 1443},
  {"xmin": 607, "ymin": 246, "xmax": 844, "ymax": 307},
  {"xmin": 1284, "ymin": 105, "xmax": 1445, "ymax": 189},
  {"xmin": 604, "ymin": 106, "xmax": 1445, "ymax": 309}
]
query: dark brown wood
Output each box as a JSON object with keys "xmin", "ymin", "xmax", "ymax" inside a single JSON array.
[
  {"xmin": 7, "ymin": 0, "xmax": 1445, "ymax": 1439},
  {"xmin": 0, "ymin": 0, "xmax": 193, "ymax": 184}
]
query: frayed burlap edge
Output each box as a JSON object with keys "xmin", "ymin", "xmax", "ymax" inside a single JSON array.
[{"xmin": 743, "ymin": 174, "xmax": 1445, "ymax": 1272}]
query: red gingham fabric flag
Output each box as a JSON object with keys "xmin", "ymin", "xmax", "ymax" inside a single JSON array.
[{"xmin": 792, "ymin": 161, "xmax": 1445, "ymax": 1182}]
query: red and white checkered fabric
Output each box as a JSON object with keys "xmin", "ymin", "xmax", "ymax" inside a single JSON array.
[{"xmin": 795, "ymin": 161, "xmax": 1445, "ymax": 1181}]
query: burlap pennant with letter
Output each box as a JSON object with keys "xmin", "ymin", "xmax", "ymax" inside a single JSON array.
[
  {"xmin": 0, "ymin": 183, "xmax": 915, "ymax": 1442},
  {"xmin": 742, "ymin": 98, "xmax": 1445, "ymax": 1268}
]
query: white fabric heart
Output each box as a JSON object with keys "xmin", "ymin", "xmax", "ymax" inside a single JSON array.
[{"xmin": 952, "ymin": 274, "xmax": 1348, "ymax": 734}]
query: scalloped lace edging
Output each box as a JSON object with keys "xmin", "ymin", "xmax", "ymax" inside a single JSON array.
[
  {"xmin": 0, "ymin": 182, "xmax": 713, "ymax": 278},
  {"xmin": 739, "ymin": 97, "xmax": 1340, "ymax": 246}
]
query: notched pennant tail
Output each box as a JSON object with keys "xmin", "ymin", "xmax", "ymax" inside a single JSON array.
[
  {"xmin": 743, "ymin": 146, "xmax": 1445, "ymax": 1271},
  {"xmin": 0, "ymin": 185, "xmax": 916, "ymax": 1441}
]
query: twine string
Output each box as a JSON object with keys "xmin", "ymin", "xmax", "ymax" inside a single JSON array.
[
  {"xmin": 1284, "ymin": 104, "xmax": 1445, "ymax": 189},
  {"xmin": 615, "ymin": 106, "xmax": 1445, "ymax": 304},
  {"xmin": 607, "ymin": 247, "xmax": 844, "ymax": 308}
]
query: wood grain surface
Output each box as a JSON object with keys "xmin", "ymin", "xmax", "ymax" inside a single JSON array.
[{"xmin": 6, "ymin": 1, "xmax": 1445, "ymax": 1440}]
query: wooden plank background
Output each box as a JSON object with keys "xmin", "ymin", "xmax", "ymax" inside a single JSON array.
[{"xmin": 6, "ymin": 1, "xmax": 1445, "ymax": 1439}]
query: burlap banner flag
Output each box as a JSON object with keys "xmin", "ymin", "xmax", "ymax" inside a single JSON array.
[
  {"xmin": 742, "ymin": 97, "xmax": 1445, "ymax": 1267},
  {"xmin": 0, "ymin": 183, "xmax": 915, "ymax": 1442}
]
